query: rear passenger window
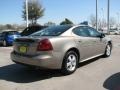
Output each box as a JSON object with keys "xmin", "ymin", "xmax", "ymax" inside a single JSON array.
[{"xmin": 73, "ymin": 26, "xmax": 90, "ymax": 37}]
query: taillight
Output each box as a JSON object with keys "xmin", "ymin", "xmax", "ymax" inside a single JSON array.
[{"xmin": 37, "ymin": 38, "xmax": 53, "ymax": 51}]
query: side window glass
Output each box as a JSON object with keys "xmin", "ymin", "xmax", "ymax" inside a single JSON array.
[
  {"xmin": 80, "ymin": 27, "xmax": 90, "ymax": 37},
  {"xmin": 88, "ymin": 27, "xmax": 100, "ymax": 37},
  {"xmin": 73, "ymin": 26, "xmax": 90, "ymax": 37},
  {"xmin": 73, "ymin": 27, "xmax": 81, "ymax": 36}
]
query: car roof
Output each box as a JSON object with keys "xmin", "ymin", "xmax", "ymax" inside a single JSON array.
[{"xmin": 50, "ymin": 24, "xmax": 89, "ymax": 28}]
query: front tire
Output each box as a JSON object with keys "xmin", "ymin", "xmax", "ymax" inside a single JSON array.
[
  {"xmin": 61, "ymin": 51, "xmax": 78, "ymax": 75},
  {"xmin": 104, "ymin": 44, "xmax": 112, "ymax": 57}
]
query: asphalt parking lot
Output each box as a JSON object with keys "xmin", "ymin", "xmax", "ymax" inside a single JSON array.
[{"xmin": 0, "ymin": 35, "xmax": 120, "ymax": 90}]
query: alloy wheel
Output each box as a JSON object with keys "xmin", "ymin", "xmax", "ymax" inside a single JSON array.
[
  {"xmin": 106, "ymin": 45, "xmax": 111, "ymax": 56},
  {"xmin": 66, "ymin": 54, "xmax": 77, "ymax": 72}
]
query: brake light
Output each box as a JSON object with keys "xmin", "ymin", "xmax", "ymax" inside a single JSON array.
[{"xmin": 37, "ymin": 39, "xmax": 53, "ymax": 51}]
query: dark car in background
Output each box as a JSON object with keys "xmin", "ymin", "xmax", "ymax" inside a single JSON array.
[
  {"xmin": 0, "ymin": 30, "xmax": 20, "ymax": 46},
  {"xmin": 21, "ymin": 25, "xmax": 47, "ymax": 36}
]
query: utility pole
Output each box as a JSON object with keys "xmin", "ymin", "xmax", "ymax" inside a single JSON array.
[
  {"xmin": 96, "ymin": 0, "xmax": 98, "ymax": 31},
  {"xmin": 107, "ymin": 0, "xmax": 110, "ymax": 34},
  {"xmin": 101, "ymin": 8, "xmax": 104, "ymax": 32},
  {"xmin": 26, "ymin": 0, "xmax": 29, "ymax": 27}
]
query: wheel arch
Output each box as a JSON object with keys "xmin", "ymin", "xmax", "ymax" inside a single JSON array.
[
  {"xmin": 108, "ymin": 41, "xmax": 112, "ymax": 49},
  {"xmin": 65, "ymin": 47, "xmax": 80, "ymax": 62},
  {"xmin": 61, "ymin": 47, "xmax": 80, "ymax": 74}
]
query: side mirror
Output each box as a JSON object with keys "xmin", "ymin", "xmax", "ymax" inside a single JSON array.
[{"xmin": 100, "ymin": 33, "xmax": 105, "ymax": 38}]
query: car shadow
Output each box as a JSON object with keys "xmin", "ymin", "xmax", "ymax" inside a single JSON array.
[
  {"xmin": 0, "ymin": 64, "xmax": 63, "ymax": 83},
  {"xmin": 0, "ymin": 56, "xmax": 103, "ymax": 83},
  {"xmin": 103, "ymin": 72, "xmax": 120, "ymax": 90}
]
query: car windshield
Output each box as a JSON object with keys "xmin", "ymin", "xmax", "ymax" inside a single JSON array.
[{"xmin": 31, "ymin": 25, "xmax": 72, "ymax": 36}]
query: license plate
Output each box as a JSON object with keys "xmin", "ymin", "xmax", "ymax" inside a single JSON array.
[{"xmin": 19, "ymin": 46, "xmax": 27, "ymax": 53}]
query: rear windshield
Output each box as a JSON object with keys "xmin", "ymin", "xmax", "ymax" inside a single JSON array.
[{"xmin": 31, "ymin": 25, "xmax": 72, "ymax": 36}]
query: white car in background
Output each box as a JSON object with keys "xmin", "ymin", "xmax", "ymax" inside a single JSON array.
[{"xmin": 109, "ymin": 29, "xmax": 120, "ymax": 35}]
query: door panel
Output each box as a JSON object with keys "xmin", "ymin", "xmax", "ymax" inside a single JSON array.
[
  {"xmin": 74, "ymin": 36, "xmax": 95, "ymax": 61},
  {"xmin": 88, "ymin": 27, "xmax": 106, "ymax": 56},
  {"xmin": 72, "ymin": 26, "xmax": 106, "ymax": 62},
  {"xmin": 88, "ymin": 37, "xmax": 106, "ymax": 56},
  {"xmin": 92, "ymin": 37, "xmax": 106, "ymax": 55}
]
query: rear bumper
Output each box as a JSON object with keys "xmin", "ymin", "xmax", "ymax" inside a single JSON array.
[{"xmin": 11, "ymin": 51, "xmax": 63, "ymax": 69}]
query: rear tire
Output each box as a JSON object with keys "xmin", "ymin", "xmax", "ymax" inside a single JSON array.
[
  {"xmin": 104, "ymin": 44, "xmax": 112, "ymax": 57},
  {"xmin": 61, "ymin": 51, "xmax": 78, "ymax": 75}
]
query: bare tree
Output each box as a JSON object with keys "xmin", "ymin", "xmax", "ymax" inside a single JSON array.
[
  {"xmin": 109, "ymin": 17, "xmax": 116, "ymax": 28},
  {"xmin": 89, "ymin": 15, "xmax": 96, "ymax": 28},
  {"xmin": 89, "ymin": 14, "xmax": 107, "ymax": 29},
  {"xmin": 98, "ymin": 19, "xmax": 107, "ymax": 29}
]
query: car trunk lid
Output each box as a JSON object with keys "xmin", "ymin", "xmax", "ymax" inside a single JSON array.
[
  {"xmin": 13, "ymin": 37, "xmax": 39, "ymax": 55},
  {"xmin": 13, "ymin": 36, "xmax": 54, "ymax": 56}
]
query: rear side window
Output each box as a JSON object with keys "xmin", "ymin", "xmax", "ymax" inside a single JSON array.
[
  {"xmin": 31, "ymin": 25, "xmax": 72, "ymax": 36},
  {"xmin": 73, "ymin": 26, "xmax": 90, "ymax": 37}
]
